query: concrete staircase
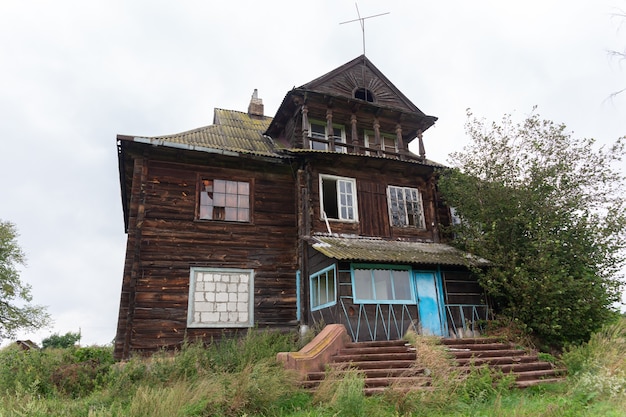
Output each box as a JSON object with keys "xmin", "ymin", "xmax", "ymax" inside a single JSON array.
[
  {"xmin": 301, "ymin": 337, "xmax": 566, "ymax": 394},
  {"xmin": 302, "ymin": 339, "xmax": 427, "ymax": 395},
  {"xmin": 443, "ymin": 337, "xmax": 566, "ymax": 388}
]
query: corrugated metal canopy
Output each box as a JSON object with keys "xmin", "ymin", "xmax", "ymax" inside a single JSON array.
[{"xmin": 311, "ymin": 236, "xmax": 490, "ymax": 267}]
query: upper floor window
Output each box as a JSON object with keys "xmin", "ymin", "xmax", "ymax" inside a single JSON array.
[
  {"xmin": 387, "ymin": 186, "xmax": 425, "ymax": 229},
  {"xmin": 364, "ymin": 132, "xmax": 398, "ymax": 156},
  {"xmin": 199, "ymin": 179, "xmax": 250, "ymax": 222},
  {"xmin": 309, "ymin": 120, "xmax": 346, "ymax": 153},
  {"xmin": 320, "ymin": 174, "xmax": 358, "ymax": 222}
]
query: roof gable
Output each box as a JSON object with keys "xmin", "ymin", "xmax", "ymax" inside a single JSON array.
[{"xmin": 299, "ymin": 55, "xmax": 425, "ymax": 115}]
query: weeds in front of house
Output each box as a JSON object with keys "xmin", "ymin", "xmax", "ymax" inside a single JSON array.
[
  {"xmin": 563, "ymin": 316, "xmax": 626, "ymax": 409},
  {"xmin": 2, "ymin": 319, "xmax": 626, "ymax": 416}
]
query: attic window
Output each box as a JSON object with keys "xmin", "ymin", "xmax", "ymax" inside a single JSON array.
[{"xmin": 354, "ymin": 88, "xmax": 375, "ymax": 102}]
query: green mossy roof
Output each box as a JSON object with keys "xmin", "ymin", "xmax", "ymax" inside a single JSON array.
[{"xmin": 138, "ymin": 109, "xmax": 281, "ymax": 157}]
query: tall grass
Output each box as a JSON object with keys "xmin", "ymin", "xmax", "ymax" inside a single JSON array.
[
  {"xmin": 1, "ymin": 320, "xmax": 626, "ymax": 416},
  {"xmin": 562, "ymin": 316, "xmax": 626, "ymax": 406},
  {"xmin": 0, "ymin": 329, "xmax": 301, "ymax": 416}
]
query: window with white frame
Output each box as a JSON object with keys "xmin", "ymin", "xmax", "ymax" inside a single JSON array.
[
  {"xmin": 351, "ymin": 264, "xmax": 414, "ymax": 303},
  {"xmin": 387, "ymin": 186, "xmax": 425, "ymax": 229},
  {"xmin": 309, "ymin": 120, "xmax": 347, "ymax": 153},
  {"xmin": 364, "ymin": 131, "xmax": 398, "ymax": 156},
  {"xmin": 310, "ymin": 265, "xmax": 337, "ymax": 310},
  {"xmin": 187, "ymin": 267, "xmax": 254, "ymax": 328},
  {"xmin": 320, "ymin": 174, "xmax": 358, "ymax": 222},
  {"xmin": 199, "ymin": 179, "xmax": 250, "ymax": 222}
]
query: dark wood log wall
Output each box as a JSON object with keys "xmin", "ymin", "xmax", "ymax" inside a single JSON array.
[
  {"xmin": 304, "ymin": 158, "xmax": 438, "ymax": 241},
  {"xmin": 114, "ymin": 148, "xmax": 299, "ymax": 359}
]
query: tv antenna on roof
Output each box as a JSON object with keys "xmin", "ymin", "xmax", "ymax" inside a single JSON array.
[
  {"xmin": 339, "ymin": 3, "xmax": 390, "ymax": 58},
  {"xmin": 340, "ymin": 3, "xmax": 389, "ymax": 92}
]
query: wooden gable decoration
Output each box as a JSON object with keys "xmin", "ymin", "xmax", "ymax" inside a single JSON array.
[{"xmin": 299, "ymin": 55, "xmax": 426, "ymax": 115}]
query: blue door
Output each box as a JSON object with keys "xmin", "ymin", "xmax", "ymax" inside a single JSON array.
[{"xmin": 413, "ymin": 271, "xmax": 446, "ymax": 336}]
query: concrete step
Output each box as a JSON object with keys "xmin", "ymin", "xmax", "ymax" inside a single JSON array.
[
  {"xmin": 510, "ymin": 368, "xmax": 566, "ymax": 382},
  {"xmin": 363, "ymin": 385, "xmax": 435, "ymax": 396},
  {"xmin": 328, "ymin": 359, "xmax": 417, "ymax": 370},
  {"xmin": 445, "ymin": 342, "xmax": 515, "ymax": 351},
  {"xmin": 515, "ymin": 377, "xmax": 566, "ymax": 388},
  {"xmin": 332, "ymin": 352, "xmax": 416, "ymax": 362},
  {"xmin": 345, "ymin": 340, "xmax": 408, "ymax": 348},
  {"xmin": 364, "ymin": 376, "xmax": 432, "ymax": 388},
  {"xmin": 480, "ymin": 361, "xmax": 554, "ymax": 374},
  {"xmin": 449, "ymin": 349, "xmax": 530, "ymax": 359},
  {"xmin": 454, "ymin": 354, "xmax": 540, "ymax": 366},
  {"xmin": 442, "ymin": 337, "xmax": 504, "ymax": 346},
  {"xmin": 338, "ymin": 345, "xmax": 414, "ymax": 356},
  {"xmin": 306, "ymin": 366, "xmax": 426, "ymax": 381}
]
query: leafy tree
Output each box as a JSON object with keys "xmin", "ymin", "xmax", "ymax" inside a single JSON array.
[
  {"xmin": 439, "ymin": 109, "xmax": 626, "ymax": 348},
  {"xmin": 0, "ymin": 220, "xmax": 50, "ymax": 341},
  {"xmin": 42, "ymin": 331, "xmax": 81, "ymax": 349}
]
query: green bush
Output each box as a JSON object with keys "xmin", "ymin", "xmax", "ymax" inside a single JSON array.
[
  {"xmin": 42, "ymin": 331, "xmax": 81, "ymax": 349},
  {"xmin": 0, "ymin": 345, "xmax": 60, "ymax": 396}
]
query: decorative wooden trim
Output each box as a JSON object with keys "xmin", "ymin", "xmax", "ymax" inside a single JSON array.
[
  {"xmin": 302, "ymin": 105, "xmax": 309, "ymax": 149},
  {"xmin": 326, "ymin": 109, "xmax": 335, "ymax": 152},
  {"xmin": 350, "ymin": 114, "xmax": 359, "ymax": 147},
  {"xmin": 373, "ymin": 118, "xmax": 382, "ymax": 156}
]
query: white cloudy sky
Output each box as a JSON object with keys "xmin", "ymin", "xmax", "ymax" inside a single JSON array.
[{"xmin": 1, "ymin": 0, "xmax": 624, "ymax": 346}]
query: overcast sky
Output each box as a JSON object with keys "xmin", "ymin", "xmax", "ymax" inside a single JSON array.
[{"xmin": 1, "ymin": 0, "xmax": 624, "ymax": 346}]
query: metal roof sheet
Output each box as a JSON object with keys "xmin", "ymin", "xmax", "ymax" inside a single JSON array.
[{"xmin": 311, "ymin": 236, "xmax": 490, "ymax": 267}]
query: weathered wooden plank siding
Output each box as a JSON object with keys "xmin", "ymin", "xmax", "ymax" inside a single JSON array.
[
  {"xmin": 115, "ymin": 152, "xmax": 299, "ymax": 358},
  {"xmin": 306, "ymin": 158, "xmax": 438, "ymax": 241}
]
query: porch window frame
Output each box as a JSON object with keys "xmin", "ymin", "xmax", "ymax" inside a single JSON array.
[
  {"xmin": 310, "ymin": 264, "xmax": 337, "ymax": 311},
  {"xmin": 350, "ymin": 263, "xmax": 415, "ymax": 304}
]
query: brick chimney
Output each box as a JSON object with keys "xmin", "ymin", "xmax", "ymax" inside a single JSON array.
[{"xmin": 248, "ymin": 89, "xmax": 264, "ymax": 117}]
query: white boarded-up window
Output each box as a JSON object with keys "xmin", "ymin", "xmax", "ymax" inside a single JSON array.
[{"xmin": 188, "ymin": 267, "xmax": 254, "ymax": 328}]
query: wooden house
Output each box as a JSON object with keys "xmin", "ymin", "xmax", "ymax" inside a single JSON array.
[{"xmin": 114, "ymin": 55, "xmax": 489, "ymax": 360}]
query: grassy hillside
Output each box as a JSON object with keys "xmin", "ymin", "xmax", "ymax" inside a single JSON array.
[{"xmin": 0, "ymin": 318, "xmax": 625, "ymax": 416}]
